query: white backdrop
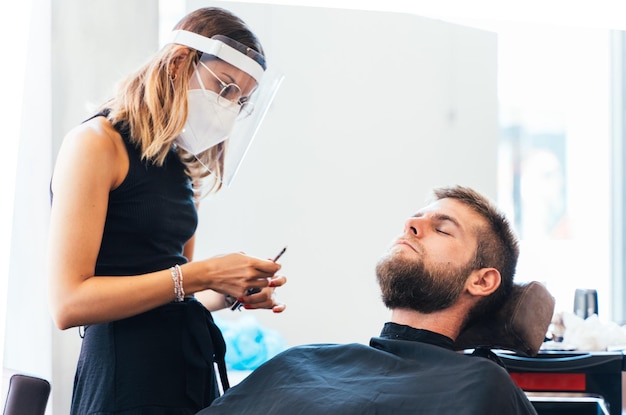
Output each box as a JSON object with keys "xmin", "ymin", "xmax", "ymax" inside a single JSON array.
[{"xmin": 190, "ymin": 1, "xmax": 498, "ymax": 346}]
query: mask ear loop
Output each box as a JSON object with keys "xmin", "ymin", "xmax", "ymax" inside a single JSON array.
[
  {"xmin": 193, "ymin": 67, "xmax": 210, "ymax": 94},
  {"xmin": 192, "ymin": 150, "xmax": 226, "ymax": 201},
  {"xmin": 192, "ymin": 64, "xmax": 238, "ymax": 116},
  {"xmin": 177, "ymin": 70, "xmax": 223, "ymax": 200}
]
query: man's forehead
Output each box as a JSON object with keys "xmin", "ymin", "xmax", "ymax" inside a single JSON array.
[
  {"xmin": 417, "ymin": 198, "xmax": 462, "ymax": 214},
  {"xmin": 416, "ymin": 198, "xmax": 485, "ymax": 227}
]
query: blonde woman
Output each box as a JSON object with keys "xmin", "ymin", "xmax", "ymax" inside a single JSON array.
[{"xmin": 48, "ymin": 7, "xmax": 286, "ymax": 414}]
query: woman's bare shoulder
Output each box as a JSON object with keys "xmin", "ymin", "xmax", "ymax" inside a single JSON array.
[
  {"xmin": 62, "ymin": 115, "xmax": 122, "ymax": 152},
  {"xmin": 54, "ymin": 115, "xmax": 127, "ymax": 190}
]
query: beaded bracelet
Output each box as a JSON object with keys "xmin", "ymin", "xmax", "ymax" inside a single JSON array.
[
  {"xmin": 170, "ymin": 265, "xmax": 184, "ymax": 302},
  {"xmin": 175, "ymin": 264, "xmax": 185, "ymax": 301}
]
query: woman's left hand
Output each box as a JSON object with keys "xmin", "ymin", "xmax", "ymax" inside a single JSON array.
[{"xmin": 239, "ymin": 275, "xmax": 287, "ymax": 313}]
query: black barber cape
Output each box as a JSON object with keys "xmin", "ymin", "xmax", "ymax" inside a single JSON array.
[{"xmin": 199, "ymin": 323, "xmax": 537, "ymax": 415}]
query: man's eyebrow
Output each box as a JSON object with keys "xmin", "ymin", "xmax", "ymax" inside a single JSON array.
[
  {"xmin": 433, "ymin": 213, "xmax": 462, "ymax": 229},
  {"xmin": 413, "ymin": 212, "xmax": 463, "ymax": 230}
]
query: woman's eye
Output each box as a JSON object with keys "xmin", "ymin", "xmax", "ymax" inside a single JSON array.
[{"xmin": 221, "ymin": 84, "xmax": 241, "ymax": 100}]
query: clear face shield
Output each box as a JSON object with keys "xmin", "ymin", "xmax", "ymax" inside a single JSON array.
[{"xmin": 168, "ymin": 30, "xmax": 284, "ymax": 187}]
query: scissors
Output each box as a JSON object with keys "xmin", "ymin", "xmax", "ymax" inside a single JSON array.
[{"xmin": 231, "ymin": 246, "xmax": 287, "ymax": 311}]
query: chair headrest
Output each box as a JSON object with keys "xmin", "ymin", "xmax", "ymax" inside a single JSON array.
[{"xmin": 453, "ymin": 281, "xmax": 555, "ymax": 356}]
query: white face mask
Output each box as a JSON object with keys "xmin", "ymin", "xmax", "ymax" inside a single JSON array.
[{"xmin": 175, "ymin": 89, "xmax": 239, "ymax": 155}]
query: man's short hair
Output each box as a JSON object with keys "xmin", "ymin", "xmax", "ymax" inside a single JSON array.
[{"xmin": 432, "ymin": 185, "xmax": 520, "ymax": 322}]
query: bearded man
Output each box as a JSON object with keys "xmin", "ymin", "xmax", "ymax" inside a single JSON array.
[{"xmin": 199, "ymin": 186, "xmax": 538, "ymax": 415}]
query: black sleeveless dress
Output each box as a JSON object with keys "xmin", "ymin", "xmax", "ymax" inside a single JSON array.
[{"xmin": 69, "ymin": 114, "xmax": 229, "ymax": 414}]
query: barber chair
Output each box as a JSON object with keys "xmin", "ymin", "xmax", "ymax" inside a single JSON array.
[
  {"xmin": 455, "ymin": 281, "xmax": 621, "ymax": 415},
  {"xmin": 455, "ymin": 281, "xmax": 555, "ymax": 357},
  {"xmin": 501, "ymin": 351, "xmax": 619, "ymax": 415},
  {"xmin": 3, "ymin": 374, "xmax": 51, "ymax": 415}
]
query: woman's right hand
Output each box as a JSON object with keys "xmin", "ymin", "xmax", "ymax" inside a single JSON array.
[{"xmin": 187, "ymin": 252, "xmax": 282, "ymax": 299}]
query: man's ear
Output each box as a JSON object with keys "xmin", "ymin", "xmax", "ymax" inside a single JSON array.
[{"xmin": 466, "ymin": 268, "xmax": 501, "ymax": 297}]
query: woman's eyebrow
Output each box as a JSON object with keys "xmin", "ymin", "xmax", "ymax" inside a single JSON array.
[{"xmin": 220, "ymin": 71, "xmax": 237, "ymax": 84}]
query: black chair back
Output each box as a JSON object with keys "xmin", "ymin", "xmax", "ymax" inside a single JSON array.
[{"xmin": 3, "ymin": 374, "xmax": 50, "ymax": 415}]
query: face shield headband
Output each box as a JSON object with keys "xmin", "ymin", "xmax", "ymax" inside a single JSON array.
[
  {"xmin": 169, "ymin": 30, "xmax": 266, "ymax": 82},
  {"xmin": 167, "ymin": 30, "xmax": 284, "ymax": 189}
]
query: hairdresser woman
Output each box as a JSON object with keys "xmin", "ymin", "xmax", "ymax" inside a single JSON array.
[{"xmin": 47, "ymin": 7, "xmax": 286, "ymax": 415}]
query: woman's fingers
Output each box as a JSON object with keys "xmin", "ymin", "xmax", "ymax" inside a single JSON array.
[
  {"xmin": 239, "ymin": 280, "xmax": 286, "ymax": 312},
  {"xmin": 271, "ymin": 303, "xmax": 286, "ymax": 313},
  {"xmin": 268, "ymin": 275, "xmax": 287, "ymax": 288}
]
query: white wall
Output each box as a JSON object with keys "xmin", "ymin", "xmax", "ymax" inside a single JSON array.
[
  {"xmin": 4, "ymin": 0, "xmax": 52, "ymax": 377},
  {"xmin": 0, "ymin": 0, "xmax": 37, "ymax": 405},
  {"xmin": 190, "ymin": 1, "xmax": 498, "ymax": 346}
]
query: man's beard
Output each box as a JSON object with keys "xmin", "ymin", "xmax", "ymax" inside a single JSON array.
[{"xmin": 375, "ymin": 249, "xmax": 475, "ymax": 313}]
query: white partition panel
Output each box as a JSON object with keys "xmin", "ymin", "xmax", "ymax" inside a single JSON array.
[{"xmin": 189, "ymin": 2, "xmax": 498, "ymax": 346}]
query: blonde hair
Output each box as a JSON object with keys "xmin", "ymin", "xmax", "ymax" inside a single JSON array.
[{"xmin": 100, "ymin": 7, "xmax": 264, "ymax": 197}]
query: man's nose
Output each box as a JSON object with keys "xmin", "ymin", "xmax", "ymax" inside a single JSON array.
[{"xmin": 404, "ymin": 217, "xmax": 423, "ymax": 237}]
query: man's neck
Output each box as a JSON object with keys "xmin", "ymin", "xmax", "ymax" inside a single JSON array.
[{"xmin": 390, "ymin": 306, "xmax": 466, "ymax": 340}]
